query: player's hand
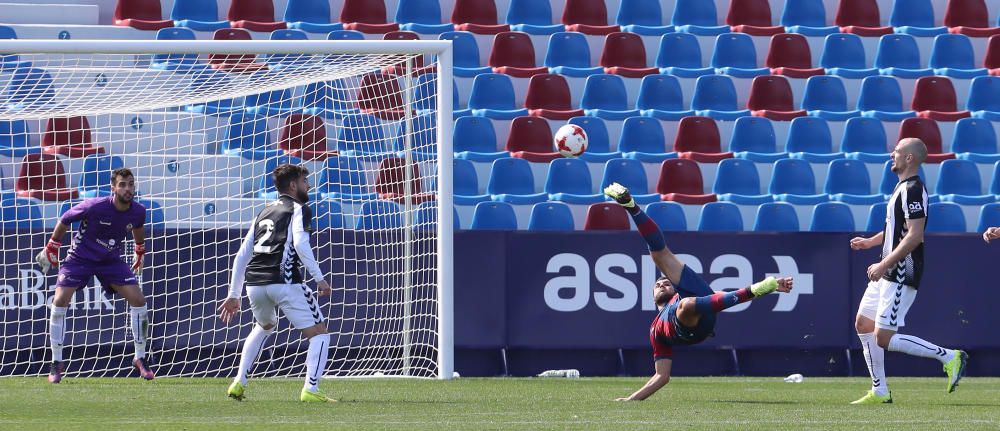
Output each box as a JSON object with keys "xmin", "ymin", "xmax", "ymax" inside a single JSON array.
[
  {"xmin": 615, "ymin": 397, "xmax": 634, "ymax": 401},
  {"xmin": 867, "ymin": 262, "xmax": 888, "ymax": 282},
  {"xmin": 983, "ymin": 227, "xmax": 1000, "ymax": 243},
  {"xmin": 775, "ymin": 277, "xmax": 793, "ymax": 293},
  {"xmin": 131, "ymin": 243, "xmax": 146, "ymax": 272},
  {"xmin": 850, "ymin": 236, "xmax": 874, "ymax": 250},
  {"xmin": 217, "ymin": 297, "xmax": 241, "ymax": 324},
  {"xmin": 35, "ymin": 239, "xmax": 61, "ymax": 273},
  {"xmin": 316, "ymin": 280, "xmax": 332, "ymax": 297}
]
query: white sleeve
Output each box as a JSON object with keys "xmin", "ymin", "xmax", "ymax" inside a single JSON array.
[
  {"xmin": 228, "ymin": 222, "xmax": 256, "ymax": 299},
  {"xmin": 292, "ymin": 205, "xmax": 325, "ymax": 283}
]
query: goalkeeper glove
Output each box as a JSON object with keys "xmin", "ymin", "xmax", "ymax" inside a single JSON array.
[
  {"xmin": 36, "ymin": 239, "xmax": 61, "ymax": 273},
  {"xmin": 132, "ymin": 243, "xmax": 146, "ymax": 272}
]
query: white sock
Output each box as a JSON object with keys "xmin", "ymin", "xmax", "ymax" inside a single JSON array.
[
  {"xmin": 236, "ymin": 325, "xmax": 273, "ymax": 386},
  {"xmin": 887, "ymin": 334, "xmax": 956, "ymax": 364},
  {"xmin": 49, "ymin": 305, "xmax": 67, "ymax": 362},
  {"xmin": 304, "ymin": 334, "xmax": 330, "ymax": 392},
  {"xmin": 858, "ymin": 332, "xmax": 889, "ymax": 396},
  {"xmin": 129, "ymin": 306, "xmax": 148, "ymax": 359}
]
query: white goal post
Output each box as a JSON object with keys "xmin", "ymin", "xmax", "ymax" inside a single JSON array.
[{"xmin": 0, "ymin": 39, "xmax": 454, "ymax": 380}]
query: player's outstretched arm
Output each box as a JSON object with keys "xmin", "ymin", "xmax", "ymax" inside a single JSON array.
[
  {"xmin": 35, "ymin": 222, "xmax": 70, "ymax": 273},
  {"xmin": 617, "ymin": 359, "xmax": 672, "ymax": 401}
]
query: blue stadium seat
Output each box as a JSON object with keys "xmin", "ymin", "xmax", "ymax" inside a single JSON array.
[
  {"xmin": 781, "ymin": 0, "xmax": 838, "ymax": 35},
  {"xmin": 711, "ymin": 33, "xmax": 769, "ymax": 77},
  {"xmin": 136, "ymin": 198, "xmax": 166, "ymax": 231},
  {"xmin": 470, "ymin": 201, "xmax": 518, "ymax": 230},
  {"xmin": 396, "ymin": 0, "xmax": 453, "ymax": 34},
  {"xmin": 929, "ymin": 34, "xmax": 988, "ymax": 78},
  {"xmin": 713, "ymin": 158, "xmax": 772, "ymax": 204},
  {"xmin": 454, "ymin": 158, "xmax": 490, "ymax": 204},
  {"xmin": 691, "ymin": 75, "xmax": 751, "ymax": 119},
  {"xmin": 636, "ymin": 74, "xmax": 696, "ymax": 119},
  {"xmin": 440, "ymin": 32, "xmax": 491, "ymax": 76},
  {"xmin": 819, "ymin": 33, "xmax": 877, "ymax": 78},
  {"xmin": 616, "ymin": 0, "xmax": 674, "ymax": 34},
  {"xmin": 857, "ymin": 76, "xmax": 916, "ymax": 120},
  {"xmin": 697, "ymin": 201, "xmax": 744, "ymax": 231},
  {"xmin": 336, "ymin": 114, "xmax": 388, "ymax": 155},
  {"xmin": 889, "ymin": 0, "xmax": 946, "ymax": 35},
  {"xmin": 356, "ymin": 200, "xmax": 404, "ymax": 230},
  {"xmin": 644, "ymin": 201, "xmax": 688, "ymax": 231},
  {"xmin": 310, "ymin": 199, "xmax": 344, "ymax": 230},
  {"xmin": 977, "ymin": 202, "xmax": 1000, "ymax": 232},
  {"xmin": 527, "ymin": 202, "xmax": 576, "ymax": 231},
  {"xmin": 672, "ymin": 0, "xmax": 728, "ymax": 35},
  {"xmin": 879, "ymin": 159, "xmax": 927, "ymax": 195},
  {"xmin": 393, "ymin": 113, "xmax": 437, "ymax": 155},
  {"xmin": 936, "ymin": 159, "xmax": 994, "ymax": 204},
  {"xmin": 244, "ymin": 88, "xmax": 294, "ymax": 116},
  {"xmin": 0, "ymin": 26, "xmax": 29, "ymax": 71},
  {"xmin": 617, "ymin": 117, "xmax": 675, "ymax": 162},
  {"xmin": 171, "ymin": 0, "xmax": 229, "ymax": 31},
  {"xmin": 486, "ymin": 158, "xmax": 547, "ymax": 204},
  {"xmin": 809, "ymin": 201, "xmax": 857, "ymax": 231},
  {"xmin": 4, "ymin": 67, "xmax": 55, "ymax": 110},
  {"xmin": 654, "ymin": 32, "xmax": 713, "ymax": 77},
  {"xmin": 600, "ymin": 158, "xmax": 661, "ymax": 203},
  {"xmin": 506, "ymin": 0, "xmax": 563, "ymax": 34},
  {"xmin": 327, "ymin": 30, "xmax": 365, "ymax": 40},
  {"xmin": 825, "ymin": 159, "xmax": 884, "ymax": 203},
  {"xmin": 0, "ymin": 120, "xmax": 37, "ymax": 158},
  {"xmin": 302, "ymin": 79, "xmax": 357, "ymax": 120},
  {"xmin": 729, "ymin": 117, "xmax": 784, "ymax": 162},
  {"xmin": 453, "ymin": 116, "xmax": 506, "ymax": 161},
  {"xmin": 952, "ymin": 118, "xmax": 1000, "ymax": 162},
  {"xmin": 265, "ymin": 29, "xmax": 310, "ymax": 65},
  {"xmin": 581, "ymin": 74, "xmax": 640, "ymax": 119},
  {"xmin": 801, "ymin": 75, "xmax": 861, "ymax": 120},
  {"xmin": 414, "ymin": 73, "xmax": 441, "ymax": 114},
  {"xmin": 874, "ymin": 34, "xmax": 932, "ymax": 78},
  {"xmin": 567, "ymin": 116, "xmax": 618, "ymax": 161},
  {"xmin": 926, "ymin": 202, "xmax": 967, "ymax": 232},
  {"xmin": 0, "ymin": 198, "xmax": 43, "ymax": 230},
  {"xmin": 753, "ymin": 202, "xmax": 800, "ymax": 232},
  {"xmin": 841, "ymin": 117, "xmax": 889, "ymax": 161},
  {"xmin": 786, "ymin": 116, "xmax": 841, "ymax": 162},
  {"xmin": 865, "ymin": 202, "xmax": 887, "ymax": 231},
  {"xmin": 285, "ymin": 0, "xmax": 344, "ymax": 33},
  {"xmin": 414, "ymin": 201, "xmax": 461, "ymax": 231},
  {"xmin": 78, "ymin": 154, "xmax": 125, "ymax": 198},
  {"xmin": 967, "ymin": 76, "xmax": 1000, "ymax": 120},
  {"xmin": 222, "ymin": 113, "xmax": 280, "ymax": 160},
  {"xmin": 544, "ymin": 32, "xmax": 603, "ymax": 76},
  {"xmin": 545, "ymin": 158, "xmax": 603, "ymax": 203},
  {"xmin": 150, "ymin": 28, "xmax": 199, "ymax": 69},
  {"xmin": 319, "ymin": 155, "xmax": 372, "ymax": 199},
  {"xmin": 467, "ymin": 74, "xmax": 529, "ymax": 119},
  {"xmin": 769, "ymin": 158, "xmax": 828, "ymax": 203}
]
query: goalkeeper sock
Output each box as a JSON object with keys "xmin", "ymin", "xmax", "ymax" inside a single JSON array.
[
  {"xmin": 694, "ymin": 288, "xmax": 753, "ymax": 314},
  {"xmin": 236, "ymin": 325, "xmax": 273, "ymax": 386},
  {"xmin": 49, "ymin": 305, "xmax": 67, "ymax": 362},
  {"xmin": 628, "ymin": 208, "xmax": 665, "ymax": 252},
  {"xmin": 304, "ymin": 334, "xmax": 330, "ymax": 392},
  {"xmin": 887, "ymin": 334, "xmax": 956, "ymax": 363},
  {"xmin": 859, "ymin": 332, "xmax": 889, "ymax": 396},
  {"xmin": 129, "ymin": 306, "xmax": 148, "ymax": 359}
]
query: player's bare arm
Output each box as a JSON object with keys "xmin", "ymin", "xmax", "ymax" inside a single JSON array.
[
  {"xmin": 850, "ymin": 232, "xmax": 884, "ymax": 251},
  {"xmin": 983, "ymin": 227, "xmax": 1000, "ymax": 243},
  {"xmin": 617, "ymin": 359, "xmax": 672, "ymax": 401},
  {"xmin": 868, "ymin": 218, "xmax": 925, "ymax": 281}
]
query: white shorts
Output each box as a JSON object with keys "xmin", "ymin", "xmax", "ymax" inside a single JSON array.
[
  {"xmin": 857, "ymin": 279, "xmax": 918, "ymax": 330},
  {"xmin": 247, "ymin": 283, "xmax": 325, "ymax": 330}
]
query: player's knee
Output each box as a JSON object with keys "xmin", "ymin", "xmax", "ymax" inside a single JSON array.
[
  {"xmin": 301, "ymin": 324, "xmax": 328, "ymax": 338},
  {"xmin": 128, "ymin": 296, "xmax": 146, "ymax": 308},
  {"xmin": 855, "ymin": 315, "xmax": 874, "ymax": 333},
  {"xmin": 257, "ymin": 322, "xmax": 275, "ymax": 331},
  {"xmin": 875, "ymin": 331, "xmax": 894, "ymax": 349}
]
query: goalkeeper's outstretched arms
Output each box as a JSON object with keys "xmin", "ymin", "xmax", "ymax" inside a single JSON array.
[
  {"xmin": 219, "ymin": 223, "xmax": 256, "ymax": 323},
  {"xmin": 36, "ymin": 222, "xmax": 70, "ymax": 273},
  {"xmin": 603, "ymin": 182, "xmax": 684, "ymax": 284}
]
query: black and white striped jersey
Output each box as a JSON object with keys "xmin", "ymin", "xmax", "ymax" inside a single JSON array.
[{"xmin": 880, "ymin": 175, "xmax": 928, "ymax": 288}]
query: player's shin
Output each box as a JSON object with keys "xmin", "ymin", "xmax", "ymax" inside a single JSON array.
[
  {"xmin": 129, "ymin": 305, "xmax": 149, "ymax": 359},
  {"xmin": 49, "ymin": 305, "xmax": 67, "ymax": 361},
  {"xmin": 887, "ymin": 334, "xmax": 956, "ymax": 363},
  {"xmin": 859, "ymin": 332, "xmax": 889, "ymax": 396},
  {"xmin": 694, "ymin": 288, "xmax": 754, "ymax": 314},
  {"xmin": 304, "ymin": 334, "xmax": 330, "ymax": 392},
  {"xmin": 236, "ymin": 325, "xmax": 273, "ymax": 386}
]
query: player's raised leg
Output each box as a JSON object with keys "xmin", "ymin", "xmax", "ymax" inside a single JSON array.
[{"xmin": 112, "ymin": 283, "xmax": 155, "ymax": 380}]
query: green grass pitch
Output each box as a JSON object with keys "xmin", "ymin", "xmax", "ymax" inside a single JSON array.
[{"xmin": 1, "ymin": 377, "xmax": 997, "ymax": 430}]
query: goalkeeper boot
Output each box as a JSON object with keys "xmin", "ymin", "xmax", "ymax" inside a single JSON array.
[
  {"xmin": 850, "ymin": 390, "xmax": 892, "ymax": 405},
  {"xmin": 750, "ymin": 277, "xmax": 779, "ymax": 297},
  {"xmin": 227, "ymin": 381, "xmax": 246, "ymax": 401},
  {"xmin": 48, "ymin": 360, "xmax": 64, "ymax": 384},
  {"xmin": 603, "ymin": 182, "xmax": 635, "ymax": 209},
  {"xmin": 133, "ymin": 356, "xmax": 155, "ymax": 380},
  {"xmin": 300, "ymin": 388, "xmax": 336, "ymax": 403},
  {"xmin": 944, "ymin": 350, "xmax": 968, "ymax": 393}
]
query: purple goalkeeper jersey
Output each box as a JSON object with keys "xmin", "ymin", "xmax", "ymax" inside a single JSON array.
[{"xmin": 60, "ymin": 197, "xmax": 146, "ymax": 263}]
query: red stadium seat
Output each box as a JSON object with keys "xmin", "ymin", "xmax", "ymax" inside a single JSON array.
[
  {"xmin": 42, "ymin": 117, "xmax": 104, "ymax": 159},
  {"xmin": 944, "ymin": 0, "xmax": 990, "ymax": 28},
  {"xmin": 727, "ymin": 0, "xmax": 784, "ymax": 36},
  {"xmin": 524, "ymin": 74, "xmax": 585, "ymax": 119},
  {"xmin": 766, "ymin": 33, "xmax": 825, "ymax": 78},
  {"xmin": 357, "ymin": 73, "xmax": 411, "ymax": 120},
  {"xmin": 835, "ymin": 0, "xmax": 893, "ymax": 36},
  {"xmin": 584, "ymin": 202, "xmax": 630, "ymax": 230},
  {"xmin": 562, "ymin": 0, "xmax": 620, "ymax": 35},
  {"xmin": 599, "ymin": 32, "xmax": 659, "ymax": 77},
  {"xmin": 747, "ymin": 75, "xmax": 807, "ymax": 120},
  {"xmin": 227, "ymin": 0, "xmax": 286, "ymax": 32},
  {"xmin": 381, "ymin": 31, "xmax": 437, "ymax": 75},
  {"xmin": 374, "ymin": 157, "xmax": 435, "ymax": 203},
  {"xmin": 986, "ymin": 35, "xmax": 1000, "ymax": 73},
  {"xmin": 452, "ymin": 0, "xmax": 510, "ymax": 34},
  {"xmin": 656, "ymin": 159, "xmax": 717, "ymax": 204},
  {"xmin": 114, "ymin": 0, "xmax": 174, "ymax": 30},
  {"xmin": 488, "ymin": 32, "xmax": 548, "ymax": 77},
  {"xmin": 506, "ymin": 116, "xmax": 561, "ymax": 162},
  {"xmin": 15, "ymin": 153, "xmax": 79, "ymax": 202},
  {"xmin": 673, "ymin": 116, "xmax": 734, "ymax": 163},
  {"xmin": 278, "ymin": 114, "xmax": 338, "ymax": 161},
  {"xmin": 342, "ymin": 0, "xmax": 400, "ymax": 34},
  {"xmin": 208, "ymin": 29, "xmax": 268, "ymax": 73},
  {"xmin": 911, "ymin": 77, "xmax": 971, "ymax": 121},
  {"xmin": 897, "ymin": 117, "xmax": 956, "ymax": 163}
]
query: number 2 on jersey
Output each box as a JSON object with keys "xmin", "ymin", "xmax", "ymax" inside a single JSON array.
[{"xmin": 253, "ymin": 219, "xmax": 275, "ymax": 253}]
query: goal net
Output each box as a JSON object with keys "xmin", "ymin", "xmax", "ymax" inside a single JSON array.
[{"xmin": 0, "ymin": 40, "xmax": 454, "ymax": 379}]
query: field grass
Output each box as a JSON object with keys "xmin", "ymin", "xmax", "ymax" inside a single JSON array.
[{"xmin": 1, "ymin": 377, "xmax": 998, "ymax": 430}]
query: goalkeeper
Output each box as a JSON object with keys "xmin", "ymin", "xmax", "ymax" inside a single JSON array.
[
  {"xmin": 36, "ymin": 168, "xmax": 154, "ymax": 383},
  {"xmin": 603, "ymin": 183, "xmax": 795, "ymax": 401}
]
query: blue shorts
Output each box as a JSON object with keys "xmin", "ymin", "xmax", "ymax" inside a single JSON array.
[
  {"xmin": 55, "ymin": 257, "xmax": 138, "ymax": 290},
  {"xmin": 665, "ymin": 266, "xmax": 716, "ymax": 344}
]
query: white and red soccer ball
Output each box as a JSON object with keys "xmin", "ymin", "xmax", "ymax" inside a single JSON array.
[{"xmin": 554, "ymin": 124, "xmax": 588, "ymax": 158}]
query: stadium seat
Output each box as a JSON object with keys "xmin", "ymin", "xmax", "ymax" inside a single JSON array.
[
  {"xmin": 819, "ymin": 33, "xmax": 878, "ymax": 78},
  {"xmin": 841, "ymin": 116, "xmax": 889, "ymax": 157},
  {"xmin": 766, "ymin": 33, "xmax": 825, "ymax": 77},
  {"xmin": 618, "ymin": 117, "xmax": 673, "ymax": 162},
  {"xmin": 545, "ymin": 158, "xmax": 603, "ymax": 203},
  {"xmin": 781, "ymin": 0, "xmax": 838, "ymax": 34},
  {"xmin": 327, "ymin": 29, "xmax": 366, "ymax": 40},
  {"xmin": 769, "ymin": 158, "xmax": 828, "ymax": 203},
  {"xmin": 825, "ymin": 159, "xmax": 884, "ymax": 203},
  {"xmin": 802, "ymin": 75, "xmax": 861, "ymax": 119},
  {"xmin": 374, "ymin": 157, "xmax": 433, "ymax": 203},
  {"xmin": 754, "ymin": 202, "xmax": 800, "ymax": 231},
  {"xmin": 987, "ymin": 36, "xmax": 1000, "ymax": 72},
  {"xmin": 637, "ymin": 74, "xmax": 696, "ymax": 119},
  {"xmin": 857, "ymin": 76, "xmax": 915, "ymax": 120},
  {"xmin": 283, "ymin": 0, "xmax": 342, "ymax": 33},
  {"xmin": 674, "ymin": 116, "xmax": 733, "ymax": 162},
  {"xmin": 486, "ymin": 157, "xmax": 547, "ymax": 203},
  {"xmin": 671, "ymin": 0, "xmax": 728, "ymax": 35},
  {"xmin": 655, "ymin": 32, "xmax": 715, "ymax": 79},
  {"xmin": 114, "ymin": 0, "xmax": 173, "ymax": 30},
  {"xmin": 470, "ymin": 201, "xmax": 518, "ymax": 229},
  {"xmin": 929, "ymin": 34, "xmax": 987, "ymax": 77},
  {"xmin": 713, "ymin": 158, "xmax": 770, "ymax": 203},
  {"xmin": 524, "ymin": 74, "xmax": 584, "ymax": 119},
  {"xmin": 441, "ymin": 31, "xmax": 492, "ymax": 76},
  {"xmin": 393, "ymin": 112, "xmax": 437, "ymax": 153},
  {"xmin": 0, "ymin": 26, "xmax": 28, "ymax": 70},
  {"xmin": 952, "ymin": 118, "xmax": 999, "ymax": 161},
  {"xmin": 244, "ymin": 88, "xmax": 295, "ymax": 115},
  {"xmin": 865, "ymin": 202, "xmax": 887, "ymax": 231},
  {"xmin": 311, "ymin": 200, "xmax": 344, "ymax": 230},
  {"xmin": 302, "ymin": 79, "xmax": 358, "ymax": 120},
  {"xmin": 208, "ymin": 29, "xmax": 267, "ymax": 73},
  {"xmin": 644, "ymin": 201, "xmax": 688, "ymax": 231},
  {"xmin": 697, "ymin": 201, "xmax": 744, "ymax": 231},
  {"xmin": 657, "ymin": 159, "xmax": 717, "ymax": 204},
  {"xmin": 600, "ymin": 158, "xmax": 660, "ymax": 203},
  {"xmin": 584, "ymin": 203, "xmax": 631, "ymax": 230},
  {"xmin": 278, "ymin": 114, "xmax": 336, "ymax": 161},
  {"xmin": 874, "ymin": 34, "xmax": 932, "ymax": 77},
  {"xmin": 42, "ymin": 117, "xmax": 104, "ymax": 158},
  {"xmin": 785, "ymin": 116, "xmax": 841, "ymax": 161},
  {"xmin": 944, "ymin": 0, "xmax": 990, "ymax": 29},
  {"xmin": 711, "ymin": 33, "xmax": 769, "ymax": 76},
  {"xmin": 691, "ymin": 75, "xmax": 752, "ymax": 119},
  {"xmin": 582, "ymin": 74, "xmax": 640, "ymax": 119},
  {"xmin": 726, "ymin": 0, "xmax": 784, "ymax": 36},
  {"xmin": 506, "ymin": 0, "xmax": 562, "ymax": 34},
  {"xmin": 0, "ymin": 198, "xmax": 42, "ymax": 230},
  {"xmin": 527, "ymin": 202, "xmax": 576, "ymax": 231},
  {"xmin": 489, "ymin": 32, "xmax": 548, "ymax": 77},
  {"xmin": 729, "ymin": 116, "xmax": 784, "ymax": 161},
  {"xmin": 506, "ymin": 116, "xmax": 561, "ymax": 162},
  {"xmin": 452, "ymin": 0, "xmax": 510, "ymax": 35},
  {"xmin": 562, "ymin": 0, "xmax": 620, "ymax": 35},
  {"xmin": 337, "ymin": 113, "xmax": 388, "ymax": 155},
  {"xmin": 809, "ymin": 201, "xmax": 857, "ymax": 231},
  {"xmin": 600, "ymin": 32, "xmax": 658, "ymax": 77},
  {"xmin": 878, "ymin": 159, "xmax": 928, "ymax": 195},
  {"xmin": 15, "ymin": 153, "xmax": 78, "ymax": 202},
  {"xmin": 911, "ymin": 76, "xmax": 970, "ymax": 120},
  {"xmin": 356, "ymin": 200, "xmax": 404, "ymax": 230},
  {"xmin": 616, "ymin": 0, "xmax": 674, "ymax": 34},
  {"xmin": 4, "ymin": 67, "xmax": 55, "ymax": 109},
  {"xmin": 227, "ymin": 0, "xmax": 285, "ymax": 32},
  {"xmin": 747, "ymin": 75, "xmax": 808, "ymax": 120},
  {"xmin": 889, "ymin": 0, "xmax": 946, "ymax": 35},
  {"xmin": 171, "ymin": 0, "xmax": 229, "ymax": 31},
  {"xmin": 453, "ymin": 116, "xmax": 506, "ymax": 161},
  {"xmin": 454, "ymin": 158, "xmax": 488, "ymax": 201},
  {"xmin": 568, "ymin": 116, "xmax": 619, "ymax": 161},
  {"xmin": 222, "ymin": 112, "xmax": 280, "ymax": 160},
  {"xmin": 396, "ymin": 0, "xmax": 453, "ymax": 34},
  {"xmin": 977, "ymin": 202, "xmax": 1000, "ymax": 232},
  {"xmin": 544, "ymin": 32, "xmax": 603, "ymax": 76},
  {"xmin": 341, "ymin": 0, "xmax": 399, "ymax": 34},
  {"xmin": 0, "ymin": 120, "xmax": 36, "ymax": 159},
  {"xmin": 897, "ymin": 117, "xmax": 956, "ymax": 162},
  {"xmin": 926, "ymin": 201, "xmax": 967, "ymax": 232},
  {"xmin": 967, "ymin": 76, "xmax": 1000, "ymax": 119},
  {"xmin": 834, "ymin": 0, "xmax": 893, "ymax": 36},
  {"xmin": 319, "ymin": 155, "xmax": 370, "ymax": 198},
  {"xmin": 151, "ymin": 27, "xmax": 199, "ymax": 70},
  {"xmin": 357, "ymin": 73, "xmax": 409, "ymax": 120},
  {"xmin": 936, "ymin": 159, "xmax": 993, "ymax": 203},
  {"xmin": 78, "ymin": 154, "xmax": 125, "ymax": 198},
  {"xmin": 265, "ymin": 29, "xmax": 310, "ymax": 66}
]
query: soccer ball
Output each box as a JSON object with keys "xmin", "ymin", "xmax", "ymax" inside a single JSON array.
[{"xmin": 554, "ymin": 124, "xmax": 588, "ymax": 158}]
